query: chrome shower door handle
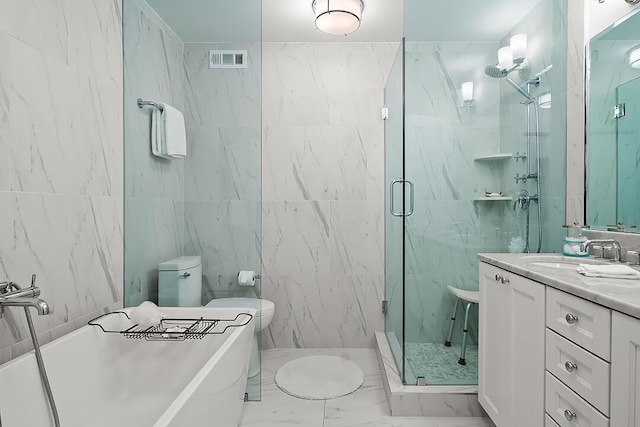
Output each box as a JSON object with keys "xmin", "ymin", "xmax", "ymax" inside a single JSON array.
[
  {"xmin": 406, "ymin": 180, "xmax": 415, "ymax": 217},
  {"xmin": 390, "ymin": 179, "xmax": 415, "ymax": 217},
  {"xmin": 390, "ymin": 179, "xmax": 404, "ymax": 217}
]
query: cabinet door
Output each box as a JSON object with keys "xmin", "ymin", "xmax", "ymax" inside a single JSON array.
[
  {"xmin": 479, "ymin": 263, "xmax": 512, "ymax": 426},
  {"xmin": 479, "ymin": 262, "xmax": 545, "ymax": 427},
  {"xmin": 611, "ymin": 311, "xmax": 640, "ymax": 427},
  {"xmin": 509, "ymin": 271, "xmax": 545, "ymax": 427}
]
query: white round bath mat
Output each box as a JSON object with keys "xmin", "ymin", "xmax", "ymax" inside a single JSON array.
[{"xmin": 275, "ymin": 355, "xmax": 364, "ymax": 400}]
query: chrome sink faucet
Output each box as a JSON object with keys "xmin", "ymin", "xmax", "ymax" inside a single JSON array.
[
  {"xmin": 0, "ymin": 275, "xmax": 50, "ymax": 316},
  {"xmin": 580, "ymin": 239, "xmax": 622, "ymax": 263}
]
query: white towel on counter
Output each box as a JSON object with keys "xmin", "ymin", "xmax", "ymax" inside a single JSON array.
[
  {"xmin": 150, "ymin": 103, "xmax": 186, "ymax": 159},
  {"xmin": 577, "ymin": 263, "xmax": 640, "ymax": 279}
]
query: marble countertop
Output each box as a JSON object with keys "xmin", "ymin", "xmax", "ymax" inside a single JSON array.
[{"xmin": 478, "ymin": 253, "xmax": 640, "ymax": 319}]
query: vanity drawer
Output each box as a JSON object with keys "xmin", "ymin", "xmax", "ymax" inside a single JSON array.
[
  {"xmin": 545, "ymin": 329, "xmax": 610, "ymax": 416},
  {"xmin": 546, "ymin": 414, "xmax": 561, "ymax": 427},
  {"xmin": 545, "ymin": 372, "xmax": 609, "ymax": 427},
  {"xmin": 546, "ymin": 288, "xmax": 611, "ymax": 361}
]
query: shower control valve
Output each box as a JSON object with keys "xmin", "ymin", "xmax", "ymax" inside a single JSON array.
[
  {"xmin": 514, "ymin": 173, "xmax": 527, "ymax": 184},
  {"xmin": 513, "ymin": 152, "xmax": 527, "ymax": 162}
]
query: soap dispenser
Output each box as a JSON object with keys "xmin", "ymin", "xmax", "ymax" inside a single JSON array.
[{"xmin": 562, "ymin": 224, "xmax": 589, "ymax": 257}]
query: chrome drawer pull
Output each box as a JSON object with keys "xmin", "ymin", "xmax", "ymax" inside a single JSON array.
[
  {"xmin": 500, "ymin": 276, "xmax": 509, "ymax": 284},
  {"xmin": 564, "ymin": 409, "xmax": 577, "ymax": 422},
  {"xmin": 565, "ymin": 361, "xmax": 578, "ymax": 373},
  {"xmin": 180, "ymin": 272, "xmax": 191, "ymax": 278},
  {"xmin": 565, "ymin": 313, "xmax": 579, "ymax": 324},
  {"xmin": 495, "ymin": 274, "xmax": 501, "ymax": 282}
]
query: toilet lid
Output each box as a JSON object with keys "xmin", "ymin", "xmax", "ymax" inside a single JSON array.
[{"xmin": 205, "ymin": 298, "xmax": 274, "ymax": 317}]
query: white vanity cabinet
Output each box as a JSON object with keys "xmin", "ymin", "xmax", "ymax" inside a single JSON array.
[
  {"xmin": 611, "ymin": 311, "xmax": 640, "ymax": 427},
  {"xmin": 478, "ymin": 262, "xmax": 545, "ymax": 427},
  {"xmin": 480, "ymin": 258, "xmax": 640, "ymax": 427}
]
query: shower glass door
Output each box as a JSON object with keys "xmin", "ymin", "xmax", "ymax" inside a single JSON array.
[
  {"xmin": 384, "ymin": 40, "xmax": 405, "ymax": 381},
  {"xmin": 385, "ymin": 0, "xmax": 567, "ymax": 386}
]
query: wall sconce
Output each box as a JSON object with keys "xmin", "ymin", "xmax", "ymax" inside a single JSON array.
[
  {"xmin": 497, "ymin": 33, "xmax": 528, "ymax": 71},
  {"xmin": 510, "ymin": 34, "xmax": 527, "ymax": 65},
  {"xmin": 630, "ymin": 46, "xmax": 640, "ymax": 69},
  {"xmin": 538, "ymin": 92, "xmax": 551, "ymax": 109},
  {"xmin": 498, "ymin": 46, "xmax": 513, "ymax": 71},
  {"xmin": 312, "ymin": 0, "xmax": 364, "ymax": 36},
  {"xmin": 461, "ymin": 82, "xmax": 474, "ymax": 107}
]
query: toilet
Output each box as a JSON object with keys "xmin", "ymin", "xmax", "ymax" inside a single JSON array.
[
  {"xmin": 158, "ymin": 256, "xmax": 203, "ymax": 307},
  {"xmin": 205, "ymin": 297, "xmax": 274, "ymax": 377},
  {"xmin": 157, "ymin": 256, "xmax": 274, "ymax": 377}
]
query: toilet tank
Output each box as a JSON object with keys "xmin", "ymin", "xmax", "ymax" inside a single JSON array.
[{"xmin": 158, "ymin": 256, "xmax": 202, "ymax": 307}]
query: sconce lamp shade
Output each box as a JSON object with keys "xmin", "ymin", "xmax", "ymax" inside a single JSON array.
[
  {"xmin": 461, "ymin": 82, "xmax": 474, "ymax": 104},
  {"xmin": 498, "ymin": 46, "xmax": 513, "ymax": 70},
  {"xmin": 510, "ymin": 33, "xmax": 527, "ymax": 63},
  {"xmin": 312, "ymin": 0, "xmax": 364, "ymax": 36},
  {"xmin": 538, "ymin": 92, "xmax": 551, "ymax": 109},
  {"xmin": 630, "ymin": 47, "xmax": 640, "ymax": 69}
]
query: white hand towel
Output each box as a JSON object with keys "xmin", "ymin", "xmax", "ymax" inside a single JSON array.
[
  {"xmin": 577, "ymin": 263, "xmax": 640, "ymax": 279},
  {"xmin": 159, "ymin": 103, "xmax": 187, "ymax": 158},
  {"xmin": 151, "ymin": 107, "xmax": 172, "ymax": 159}
]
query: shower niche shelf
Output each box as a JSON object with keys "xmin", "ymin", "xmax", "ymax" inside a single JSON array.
[
  {"xmin": 474, "ymin": 153, "xmax": 512, "ymax": 162},
  {"xmin": 473, "ymin": 196, "xmax": 512, "ymax": 201}
]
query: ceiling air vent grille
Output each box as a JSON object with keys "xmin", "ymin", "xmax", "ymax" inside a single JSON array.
[{"xmin": 209, "ymin": 50, "xmax": 248, "ymax": 69}]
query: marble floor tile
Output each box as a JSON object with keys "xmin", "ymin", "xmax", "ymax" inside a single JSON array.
[{"xmin": 239, "ymin": 348, "xmax": 494, "ymax": 427}]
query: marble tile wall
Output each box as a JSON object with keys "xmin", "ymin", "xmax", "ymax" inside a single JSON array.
[
  {"xmin": 0, "ymin": 0, "xmax": 124, "ymax": 363},
  {"xmin": 123, "ymin": 0, "xmax": 185, "ymax": 307},
  {"xmin": 182, "ymin": 42, "xmax": 262, "ymax": 303},
  {"xmin": 500, "ymin": 0, "xmax": 567, "ymax": 255},
  {"xmin": 402, "ymin": 42, "xmax": 502, "ymax": 351},
  {"xmin": 261, "ymin": 42, "xmax": 398, "ymax": 348},
  {"xmin": 565, "ymin": 0, "xmax": 586, "ymax": 226}
]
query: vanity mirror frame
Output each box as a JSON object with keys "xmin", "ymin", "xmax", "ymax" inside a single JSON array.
[{"xmin": 585, "ymin": 5, "xmax": 640, "ymax": 234}]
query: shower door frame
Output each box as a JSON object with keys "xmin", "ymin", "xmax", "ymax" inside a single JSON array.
[{"xmin": 384, "ymin": 38, "xmax": 408, "ymax": 384}]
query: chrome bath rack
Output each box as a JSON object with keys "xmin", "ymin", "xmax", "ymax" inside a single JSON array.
[{"xmin": 88, "ymin": 311, "xmax": 253, "ymax": 341}]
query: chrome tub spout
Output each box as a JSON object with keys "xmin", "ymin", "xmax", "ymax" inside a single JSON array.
[{"xmin": 0, "ymin": 297, "xmax": 50, "ymax": 315}]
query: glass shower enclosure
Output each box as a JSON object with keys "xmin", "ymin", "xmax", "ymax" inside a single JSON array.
[{"xmin": 385, "ymin": 0, "xmax": 567, "ymax": 386}]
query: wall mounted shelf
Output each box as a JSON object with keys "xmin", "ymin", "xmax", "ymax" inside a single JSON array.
[
  {"xmin": 473, "ymin": 197, "xmax": 513, "ymax": 201},
  {"xmin": 474, "ymin": 153, "xmax": 513, "ymax": 162}
]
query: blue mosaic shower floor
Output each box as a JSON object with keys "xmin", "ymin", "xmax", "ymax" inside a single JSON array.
[{"xmin": 405, "ymin": 342, "xmax": 478, "ymax": 385}]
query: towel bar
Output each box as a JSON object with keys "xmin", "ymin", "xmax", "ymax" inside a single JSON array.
[{"xmin": 137, "ymin": 98, "xmax": 164, "ymax": 111}]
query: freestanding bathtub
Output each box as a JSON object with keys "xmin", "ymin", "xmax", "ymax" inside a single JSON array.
[{"xmin": 0, "ymin": 306, "xmax": 255, "ymax": 427}]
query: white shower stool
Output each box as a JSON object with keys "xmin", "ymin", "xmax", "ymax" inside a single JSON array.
[{"xmin": 444, "ymin": 285, "xmax": 479, "ymax": 366}]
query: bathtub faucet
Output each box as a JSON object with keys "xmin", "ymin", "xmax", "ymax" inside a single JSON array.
[{"xmin": 0, "ymin": 274, "xmax": 50, "ymax": 317}]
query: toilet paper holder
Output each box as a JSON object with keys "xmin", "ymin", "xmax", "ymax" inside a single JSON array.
[{"xmin": 237, "ymin": 271, "xmax": 261, "ymax": 287}]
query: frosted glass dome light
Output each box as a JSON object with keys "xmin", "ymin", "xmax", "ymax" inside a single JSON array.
[{"xmin": 312, "ymin": 0, "xmax": 364, "ymax": 36}]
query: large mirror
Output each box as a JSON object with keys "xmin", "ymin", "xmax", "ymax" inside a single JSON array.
[{"xmin": 587, "ymin": 8, "xmax": 640, "ymax": 233}]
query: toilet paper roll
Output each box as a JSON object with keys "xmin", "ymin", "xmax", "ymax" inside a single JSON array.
[{"xmin": 238, "ymin": 270, "xmax": 256, "ymax": 287}]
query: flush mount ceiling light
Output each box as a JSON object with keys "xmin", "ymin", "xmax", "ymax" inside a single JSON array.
[
  {"xmin": 630, "ymin": 46, "xmax": 640, "ymax": 69},
  {"xmin": 312, "ymin": 0, "xmax": 364, "ymax": 36}
]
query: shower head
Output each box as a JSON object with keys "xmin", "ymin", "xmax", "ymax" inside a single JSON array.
[
  {"xmin": 484, "ymin": 64, "xmax": 509, "ymax": 79},
  {"xmin": 485, "ymin": 63, "xmax": 536, "ymax": 104}
]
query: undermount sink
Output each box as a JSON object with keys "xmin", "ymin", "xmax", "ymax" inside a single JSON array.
[
  {"xmin": 529, "ymin": 261, "xmax": 597, "ymax": 270},
  {"xmin": 522, "ymin": 255, "xmax": 609, "ymax": 270}
]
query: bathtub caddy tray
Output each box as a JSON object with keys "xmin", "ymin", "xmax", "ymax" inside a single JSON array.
[{"xmin": 88, "ymin": 311, "xmax": 253, "ymax": 341}]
